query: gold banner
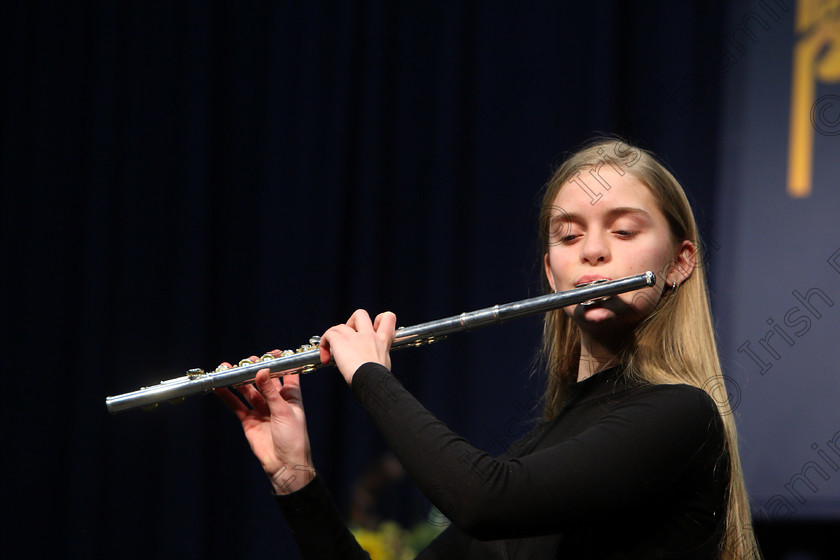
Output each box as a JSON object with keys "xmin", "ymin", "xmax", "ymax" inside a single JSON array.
[{"xmin": 788, "ymin": 0, "xmax": 840, "ymax": 197}]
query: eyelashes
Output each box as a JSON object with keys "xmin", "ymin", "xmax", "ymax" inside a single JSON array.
[
  {"xmin": 543, "ymin": 207, "xmax": 643, "ymax": 246},
  {"xmin": 550, "ymin": 230, "xmax": 640, "ymax": 244}
]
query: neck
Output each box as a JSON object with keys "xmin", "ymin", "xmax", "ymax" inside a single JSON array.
[{"xmin": 577, "ymin": 331, "xmax": 624, "ymax": 382}]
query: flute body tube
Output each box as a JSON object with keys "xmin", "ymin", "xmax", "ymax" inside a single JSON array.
[{"xmin": 105, "ymin": 271, "xmax": 655, "ymax": 413}]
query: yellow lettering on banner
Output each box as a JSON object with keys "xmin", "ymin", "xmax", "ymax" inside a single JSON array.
[{"xmin": 788, "ymin": 0, "xmax": 840, "ymax": 197}]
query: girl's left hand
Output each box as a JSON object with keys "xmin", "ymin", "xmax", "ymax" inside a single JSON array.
[{"xmin": 319, "ymin": 309, "xmax": 397, "ymax": 385}]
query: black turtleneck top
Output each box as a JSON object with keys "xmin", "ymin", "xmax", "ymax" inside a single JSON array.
[{"xmin": 276, "ymin": 362, "xmax": 729, "ymax": 559}]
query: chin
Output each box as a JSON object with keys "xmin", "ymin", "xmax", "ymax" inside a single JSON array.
[
  {"xmin": 572, "ymin": 302, "xmax": 641, "ymax": 334},
  {"xmin": 571, "ymin": 304, "xmax": 616, "ymax": 324},
  {"xmin": 581, "ymin": 307, "xmax": 617, "ymax": 322}
]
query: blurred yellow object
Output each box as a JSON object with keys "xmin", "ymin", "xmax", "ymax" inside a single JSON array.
[
  {"xmin": 352, "ymin": 527, "xmax": 390, "ymax": 560},
  {"xmin": 351, "ymin": 520, "xmax": 443, "ymax": 560}
]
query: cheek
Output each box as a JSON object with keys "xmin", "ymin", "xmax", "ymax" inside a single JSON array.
[
  {"xmin": 546, "ymin": 250, "xmax": 575, "ymax": 283},
  {"xmin": 632, "ymin": 242, "xmax": 675, "ymax": 277}
]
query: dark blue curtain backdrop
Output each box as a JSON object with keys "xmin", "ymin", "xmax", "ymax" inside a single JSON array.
[{"xmin": 1, "ymin": 1, "xmax": 835, "ymax": 558}]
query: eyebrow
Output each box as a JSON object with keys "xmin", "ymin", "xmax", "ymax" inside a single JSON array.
[{"xmin": 552, "ymin": 206, "xmax": 652, "ymax": 224}]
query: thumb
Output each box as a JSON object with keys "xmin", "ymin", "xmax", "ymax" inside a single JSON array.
[
  {"xmin": 279, "ymin": 374, "xmax": 303, "ymax": 406},
  {"xmin": 374, "ymin": 311, "xmax": 397, "ymax": 341}
]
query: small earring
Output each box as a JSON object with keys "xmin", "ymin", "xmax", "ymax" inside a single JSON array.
[{"xmin": 672, "ymin": 281, "xmax": 677, "ymax": 289}]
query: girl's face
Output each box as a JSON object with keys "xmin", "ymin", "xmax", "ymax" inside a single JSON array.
[{"xmin": 544, "ymin": 167, "xmax": 694, "ymax": 336}]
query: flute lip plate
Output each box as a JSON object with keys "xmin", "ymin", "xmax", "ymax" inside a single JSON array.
[{"xmin": 574, "ymin": 278, "xmax": 611, "ymax": 288}]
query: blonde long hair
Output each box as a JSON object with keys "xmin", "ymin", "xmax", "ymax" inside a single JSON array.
[{"xmin": 538, "ymin": 139, "xmax": 758, "ymax": 559}]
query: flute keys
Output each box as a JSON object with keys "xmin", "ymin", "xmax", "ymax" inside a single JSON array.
[
  {"xmin": 187, "ymin": 368, "xmax": 205, "ymax": 380},
  {"xmin": 296, "ymin": 337, "xmax": 320, "ymax": 353},
  {"xmin": 410, "ymin": 335, "xmax": 446, "ymax": 347}
]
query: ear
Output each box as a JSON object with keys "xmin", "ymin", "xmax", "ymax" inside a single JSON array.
[
  {"xmin": 668, "ymin": 240, "xmax": 696, "ymax": 287},
  {"xmin": 544, "ymin": 253, "xmax": 557, "ymax": 292}
]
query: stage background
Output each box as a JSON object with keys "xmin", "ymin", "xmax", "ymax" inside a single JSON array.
[
  {"xmin": 2, "ymin": 1, "xmax": 837, "ymax": 558},
  {"xmin": 714, "ymin": 0, "xmax": 840, "ymax": 529}
]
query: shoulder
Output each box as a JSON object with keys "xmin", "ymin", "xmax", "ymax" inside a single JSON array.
[
  {"xmin": 617, "ymin": 382, "xmax": 726, "ymax": 449},
  {"xmin": 630, "ymin": 382, "xmax": 721, "ymax": 416}
]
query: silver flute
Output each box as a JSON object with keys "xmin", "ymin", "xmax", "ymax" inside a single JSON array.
[{"xmin": 105, "ymin": 271, "xmax": 655, "ymax": 413}]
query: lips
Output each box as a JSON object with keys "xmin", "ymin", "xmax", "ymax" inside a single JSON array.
[{"xmin": 574, "ymin": 275, "xmax": 611, "ymax": 287}]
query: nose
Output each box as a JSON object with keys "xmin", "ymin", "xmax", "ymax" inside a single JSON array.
[{"xmin": 580, "ymin": 231, "xmax": 610, "ymax": 264}]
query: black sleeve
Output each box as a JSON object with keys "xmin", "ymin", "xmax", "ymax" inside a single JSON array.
[
  {"xmin": 274, "ymin": 475, "xmax": 371, "ymax": 560},
  {"xmin": 351, "ymin": 362, "xmax": 723, "ymax": 541}
]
